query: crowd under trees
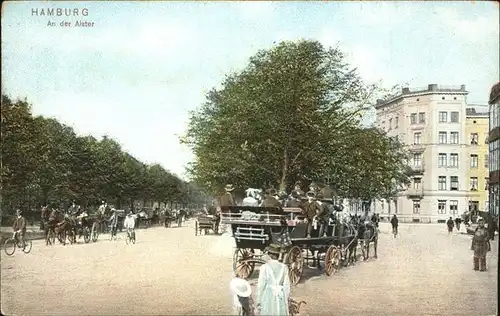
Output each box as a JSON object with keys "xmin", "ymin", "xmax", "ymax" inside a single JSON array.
[{"xmin": 1, "ymin": 95, "xmax": 208, "ymax": 222}]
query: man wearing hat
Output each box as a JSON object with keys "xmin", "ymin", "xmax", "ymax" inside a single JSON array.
[
  {"xmin": 219, "ymin": 184, "xmax": 235, "ymax": 230},
  {"xmin": 261, "ymin": 188, "xmax": 282, "ymax": 208},
  {"xmin": 108, "ymin": 209, "xmax": 119, "ymax": 239},
  {"xmin": 471, "ymin": 218, "xmax": 491, "ymax": 271},
  {"xmin": 257, "ymin": 244, "xmax": 290, "ymax": 316},
  {"xmin": 291, "ymin": 181, "xmax": 305, "ymax": 198},
  {"xmin": 12, "ymin": 209, "xmax": 27, "ymax": 247},
  {"xmin": 301, "ymin": 191, "xmax": 323, "ymax": 238},
  {"xmin": 123, "ymin": 210, "xmax": 137, "ymax": 241}
]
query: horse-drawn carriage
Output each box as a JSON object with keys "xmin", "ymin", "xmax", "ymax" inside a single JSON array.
[
  {"xmin": 194, "ymin": 214, "xmax": 219, "ymax": 235},
  {"xmin": 221, "ymin": 201, "xmax": 360, "ymax": 286}
]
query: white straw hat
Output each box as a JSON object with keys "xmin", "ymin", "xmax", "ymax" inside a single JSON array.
[{"xmin": 229, "ymin": 277, "xmax": 252, "ymax": 298}]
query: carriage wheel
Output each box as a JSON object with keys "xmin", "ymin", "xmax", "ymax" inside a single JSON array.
[
  {"xmin": 4, "ymin": 238, "xmax": 16, "ymax": 256},
  {"xmin": 324, "ymin": 245, "xmax": 341, "ymax": 276},
  {"xmin": 233, "ymin": 248, "xmax": 255, "ymax": 279},
  {"xmin": 195, "ymin": 221, "xmax": 198, "ymax": 236},
  {"xmin": 22, "ymin": 239, "xmax": 33, "ymax": 254},
  {"xmin": 285, "ymin": 246, "xmax": 304, "ymax": 286},
  {"xmin": 83, "ymin": 227, "xmax": 91, "ymax": 243}
]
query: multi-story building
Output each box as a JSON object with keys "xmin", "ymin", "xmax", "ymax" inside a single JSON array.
[
  {"xmin": 465, "ymin": 106, "xmax": 490, "ymax": 215},
  {"xmin": 488, "ymin": 82, "xmax": 500, "ymax": 217},
  {"xmin": 374, "ymin": 84, "xmax": 469, "ymax": 223}
]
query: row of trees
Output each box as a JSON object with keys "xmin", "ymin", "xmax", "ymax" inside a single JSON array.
[
  {"xmin": 183, "ymin": 40, "xmax": 412, "ymax": 200},
  {"xmin": 1, "ymin": 95, "xmax": 208, "ymax": 220}
]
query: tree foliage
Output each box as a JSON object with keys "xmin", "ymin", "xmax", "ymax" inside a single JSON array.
[
  {"xmin": 183, "ymin": 40, "xmax": 410, "ymax": 198},
  {"xmin": 1, "ymin": 95, "xmax": 206, "ymax": 217}
]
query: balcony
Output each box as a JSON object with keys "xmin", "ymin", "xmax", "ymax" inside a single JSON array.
[
  {"xmin": 410, "ymin": 164, "xmax": 425, "ymax": 175},
  {"xmin": 409, "ymin": 143, "xmax": 425, "ymax": 153},
  {"xmin": 406, "ymin": 187, "xmax": 424, "ymax": 198}
]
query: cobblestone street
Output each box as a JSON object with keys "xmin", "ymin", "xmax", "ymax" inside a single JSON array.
[{"xmin": 1, "ymin": 222, "xmax": 497, "ymax": 316}]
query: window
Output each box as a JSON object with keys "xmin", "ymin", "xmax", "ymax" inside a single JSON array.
[
  {"xmin": 414, "ymin": 132, "xmax": 421, "ymax": 145},
  {"xmin": 450, "ymin": 111, "xmax": 459, "ymax": 123},
  {"xmin": 438, "ymin": 153, "xmax": 447, "ymax": 167},
  {"xmin": 449, "ymin": 200, "xmax": 458, "ymax": 214},
  {"xmin": 449, "ymin": 153, "xmax": 458, "ymax": 168},
  {"xmin": 485, "ymin": 136, "xmax": 489, "ymax": 144},
  {"xmin": 414, "ymin": 177, "xmax": 421, "ymax": 189},
  {"xmin": 438, "ymin": 200, "xmax": 446, "ymax": 214},
  {"xmin": 450, "ymin": 176, "xmax": 459, "ymax": 191},
  {"xmin": 418, "ymin": 112, "xmax": 425, "ymax": 123},
  {"xmin": 470, "ymin": 154, "xmax": 478, "ymax": 168},
  {"xmin": 412, "ymin": 200, "xmax": 420, "ymax": 214},
  {"xmin": 470, "ymin": 133, "xmax": 478, "ymax": 145},
  {"xmin": 490, "ymin": 103, "xmax": 500, "ymax": 130},
  {"xmin": 470, "ymin": 177, "xmax": 478, "ymax": 191},
  {"xmin": 485, "ymin": 178, "xmax": 489, "ymax": 190},
  {"xmin": 395, "ymin": 116, "xmax": 399, "ymax": 128},
  {"xmin": 438, "ymin": 131, "xmax": 447, "ymax": 144},
  {"xmin": 490, "ymin": 140, "xmax": 500, "ymax": 172},
  {"xmin": 450, "ymin": 132, "xmax": 459, "ymax": 144},
  {"xmin": 388, "ymin": 118, "xmax": 392, "ymax": 130},
  {"xmin": 438, "ymin": 176, "xmax": 447, "ymax": 190},
  {"xmin": 413, "ymin": 153, "xmax": 422, "ymax": 167},
  {"xmin": 484, "ymin": 154, "xmax": 489, "ymax": 168},
  {"xmin": 410, "ymin": 113, "xmax": 417, "ymax": 124},
  {"xmin": 438, "ymin": 111, "xmax": 448, "ymax": 123}
]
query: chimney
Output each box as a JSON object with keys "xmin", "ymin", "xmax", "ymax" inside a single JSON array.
[
  {"xmin": 460, "ymin": 84, "xmax": 466, "ymax": 91},
  {"xmin": 428, "ymin": 84, "xmax": 438, "ymax": 91},
  {"xmin": 402, "ymin": 87, "xmax": 410, "ymax": 94},
  {"xmin": 376, "ymin": 99, "xmax": 383, "ymax": 105}
]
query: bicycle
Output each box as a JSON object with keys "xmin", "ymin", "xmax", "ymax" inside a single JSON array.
[
  {"xmin": 4, "ymin": 231, "xmax": 32, "ymax": 256},
  {"xmin": 125, "ymin": 229, "xmax": 136, "ymax": 245}
]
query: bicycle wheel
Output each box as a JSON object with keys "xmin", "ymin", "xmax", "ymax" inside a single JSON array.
[
  {"xmin": 83, "ymin": 227, "xmax": 91, "ymax": 243},
  {"xmin": 4, "ymin": 238, "xmax": 16, "ymax": 256},
  {"xmin": 91, "ymin": 223, "xmax": 99, "ymax": 242},
  {"xmin": 131, "ymin": 232, "xmax": 136, "ymax": 244},
  {"xmin": 22, "ymin": 239, "xmax": 32, "ymax": 254}
]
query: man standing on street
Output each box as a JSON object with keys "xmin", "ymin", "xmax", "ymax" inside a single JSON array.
[
  {"xmin": 446, "ymin": 217, "xmax": 454, "ymax": 233},
  {"xmin": 219, "ymin": 184, "xmax": 236, "ymax": 229},
  {"xmin": 391, "ymin": 214, "xmax": 398, "ymax": 237},
  {"xmin": 454, "ymin": 217, "xmax": 462, "ymax": 232},
  {"xmin": 471, "ymin": 218, "xmax": 491, "ymax": 271}
]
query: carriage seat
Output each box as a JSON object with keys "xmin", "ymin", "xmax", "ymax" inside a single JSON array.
[{"xmin": 289, "ymin": 221, "xmax": 308, "ymax": 238}]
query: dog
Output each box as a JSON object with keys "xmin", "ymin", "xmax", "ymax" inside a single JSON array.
[{"xmin": 289, "ymin": 298, "xmax": 306, "ymax": 316}]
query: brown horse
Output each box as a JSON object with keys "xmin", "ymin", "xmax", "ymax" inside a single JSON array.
[{"xmin": 47, "ymin": 209, "xmax": 75, "ymax": 245}]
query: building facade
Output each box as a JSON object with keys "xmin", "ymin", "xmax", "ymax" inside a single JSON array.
[
  {"xmin": 465, "ymin": 107, "xmax": 490, "ymax": 215},
  {"xmin": 488, "ymin": 82, "xmax": 500, "ymax": 217},
  {"xmin": 374, "ymin": 84, "xmax": 469, "ymax": 223}
]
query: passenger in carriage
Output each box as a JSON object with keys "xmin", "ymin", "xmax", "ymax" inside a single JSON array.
[
  {"xmin": 242, "ymin": 188, "xmax": 261, "ymax": 206},
  {"xmin": 285, "ymin": 191, "xmax": 302, "ymax": 208},
  {"xmin": 300, "ymin": 191, "xmax": 322, "ymax": 238},
  {"xmin": 290, "ymin": 181, "xmax": 305, "ymax": 199},
  {"xmin": 260, "ymin": 188, "xmax": 282, "ymax": 208}
]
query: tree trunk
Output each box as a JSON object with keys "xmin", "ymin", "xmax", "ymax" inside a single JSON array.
[{"xmin": 279, "ymin": 148, "xmax": 289, "ymax": 192}]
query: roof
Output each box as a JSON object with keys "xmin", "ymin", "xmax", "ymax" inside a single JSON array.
[
  {"xmin": 466, "ymin": 106, "xmax": 489, "ymax": 117},
  {"xmin": 489, "ymin": 82, "xmax": 500, "ymax": 104}
]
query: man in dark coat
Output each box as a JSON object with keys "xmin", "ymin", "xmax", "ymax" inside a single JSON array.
[
  {"xmin": 219, "ymin": 184, "xmax": 236, "ymax": 228},
  {"xmin": 471, "ymin": 218, "xmax": 491, "ymax": 271},
  {"xmin": 261, "ymin": 188, "xmax": 282, "ymax": 208},
  {"xmin": 454, "ymin": 217, "xmax": 462, "ymax": 232},
  {"xmin": 446, "ymin": 217, "xmax": 454, "ymax": 233},
  {"xmin": 487, "ymin": 215, "xmax": 497, "ymax": 241},
  {"xmin": 391, "ymin": 215, "xmax": 398, "ymax": 237},
  {"xmin": 300, "ymin": 191, "xmax": 323, "ymax": 238},
  {"xmin": 290, "ymin": 181, "xmax": 305, "ymax": 199}
]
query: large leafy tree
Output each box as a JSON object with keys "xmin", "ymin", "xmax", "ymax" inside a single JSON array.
[{"xmin": 183, "ymin": 40, "xmax": 409, "ymax": 197}]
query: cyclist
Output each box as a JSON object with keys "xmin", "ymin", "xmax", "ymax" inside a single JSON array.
[
  {"xmin": 390, "ymin": 214, "xmax": 399, "ymax": 238},
  {"xmin": 108, "ymin": 209, "xmax": 119, "ymax": 238},
  {"xmin": 12, "ymin": 209, "xmax": 27, "ymax": 247},
  {"xmin": 123, "ymin": 211, "xmax": 136, "ymax": 240}
]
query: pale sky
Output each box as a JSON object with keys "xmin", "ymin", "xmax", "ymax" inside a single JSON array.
[{"xmin": 2, "ymin": 1, "xmax": 498, "ymax": 179}]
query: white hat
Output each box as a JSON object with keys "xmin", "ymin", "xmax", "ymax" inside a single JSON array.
[{"xmin": 229, "ymin": 277, "xmax": 252, "ymax": 298}]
